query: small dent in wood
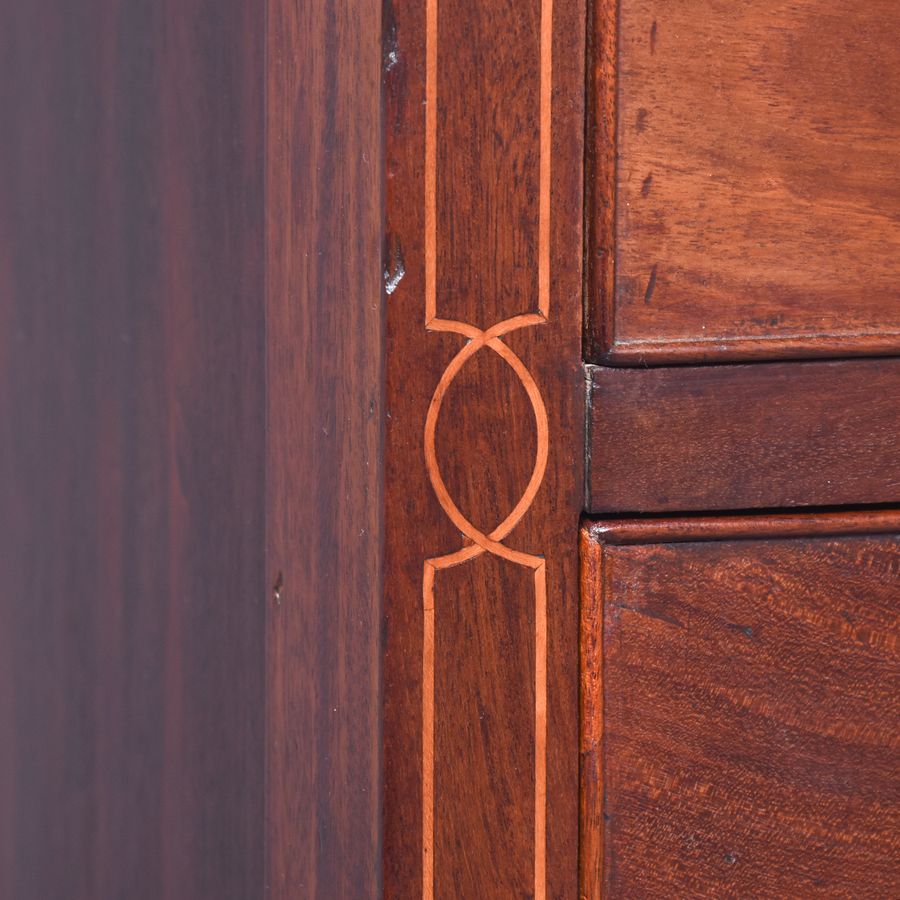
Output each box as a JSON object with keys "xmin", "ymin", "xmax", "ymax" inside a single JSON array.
[
  {"xmin": 384, "ymin": 236, "xmax": 405, "ymax": 295},
  {"xmin": 727, "ymin": 622, "xmax": 756, "ymax": 639},
  {"xmin": 643, "ymin": 264, "xmax": 658, "ymax": 305},
  {"xmin": 272, "ymin": 572, "xmax": 284, "ymax": 606},
  {"xmin": 382, "ymin": 0, "xmax": 400, "ymax": 73},
  {"xmin": 612, "ymin": 601, "xmax": 683, "ymax": 630}
]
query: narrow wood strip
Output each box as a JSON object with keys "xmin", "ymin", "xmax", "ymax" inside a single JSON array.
[
  {"xmin": 534, "ymin": 563, "xmax": 548, "ymax": 900},
  {"xmin": 578, "ymin": 529, "xmax": 605, "ymax": 899},
  {"xmin": 539, "ymin": 0, "xmax": 553, "ymax": 318},
  {"xmin": 422, "ymin": 564, "xmax": 435, "ymax": 900},
  {"xmin": 535, "ymin": 15, "xmax": 552, "ymax": 885},
  {"xmin": 587, "ymin": 358, "xmax": 900, "ymax": 513},
  {"xmin": 266, "ymin": 0, "xmax": 383, "ymax": 892},
  {"xmin": 602, "ymin": 332, "xmax": 900, "ymax": 366},
  {"xmin": 586, "ymin": 509, "xmax": 900, "ymax": 546},
  {"xmin": 424, "ymin": 0, "xmax": 437, "ymax": 324},
  {"xmin": 584, "ymin": 0, "xmax": 618, "ymax": 357}
]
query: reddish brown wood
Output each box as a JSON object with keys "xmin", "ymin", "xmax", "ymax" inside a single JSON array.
[
  {"xmin": 581, "ymin": 514, "xmax": 900, "ymax": 898},
  {"xmin": 587, "ymin": 358, "xmax": 900, "ymax": 513},
  {"xmin": 0, "ymin": 1, "xmax": 266, "ymax": 897},
  {"xmin": 383, "ymin": 0, "xmax": 585, "ymax": 894},
  {"xmin": 265, "ymin": 0, "xmax": 383, "ymax": 896},
  {"xmin": 586, "ymin": 0, "xmax": 900, "ymax": 363},
  {"xmin": 0, "ymin": 1, "xmax": 383, "ymax": 897},
  {"xmin": 584, "ymin": 0, "xmax": 618, "ymax": 356},
  {"xmin": 578, "ymin": 526, "xmax": 605, "ymax": 900},
  {"xmin": 591, "ymin": 509, "xmax": 900, "ymax": 545},
  {"xmin": 10, "ymin": 0, "xmax": 900, "ymax": 895}
]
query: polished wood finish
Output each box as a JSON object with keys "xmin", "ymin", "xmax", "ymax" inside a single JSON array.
[
  {"xmin": 6, "ymin": 0, "xmax": 900, "ymax": 895},
  {"xmin": 1, "ymin": 1, "xmax": 383, "ymax": 897},
  {"xmin": 587, "ymin": 358, "xmax": 900, "ymax": 513},
  {"xmin": 266, "ymin": 0, "xmax": 383, "ymax": 896},
  {"xmin": 587, "ymin": 0, "xmax": 900, "ymax": 363},
  {"xmin": 590, "ymin": 509, "xmax": 900, "ymax": 545},
  {"xmin": 0, "ymin": 2, "xmax": 266, "ymax": 897},
  {"xmin": 581, "ymin": 513, "xmax": 900, "ymax": 898},
  {"xmin": 383, "ymin": 0, "xmax": 585, "ymax": 894}
]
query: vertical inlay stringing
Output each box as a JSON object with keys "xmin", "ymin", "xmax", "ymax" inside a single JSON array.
[{"xmin": 421, "ymin": 0, "xmax": 553, "ymax": 895}]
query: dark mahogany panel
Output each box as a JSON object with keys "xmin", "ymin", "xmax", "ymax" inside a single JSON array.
[
  {"xmin": 0, "ymin": 1, "xmax": 265, "ymax": 898},
  {"xmin": 587, "ymin": 358, "xmax": 900, "ymax": 513},
  {"xmin": 265, "ymin": 0, "xmax": 383, "ymax": 896},
  {"xmin": 581, "ymin": 512, "xmax": 900, "ymax": 898},
  {"xmin": 587, "ymin": 0, "xmax": 900, "ymax": 363},
  {"xmin": 383, "ymin": 0, "xmax": 585, "ymax": 895}
]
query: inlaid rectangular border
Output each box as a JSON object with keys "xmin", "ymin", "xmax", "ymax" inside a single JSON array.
[
  {"xmin": 421, "ymin": 0, "xmax": 553, "ymax": 895},
  {"xmin": 382, "ymin": 0, "xmax": 585, "ymax": 891}
]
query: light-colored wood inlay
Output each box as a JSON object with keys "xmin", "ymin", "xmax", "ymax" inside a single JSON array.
[
  {"xmin": 539, "ymin": 0, "xmax": 553, "ymax": 320},
  {"xmin": 424, "ymin": 0, "xmax": 438, "ymax": 325},
  {"xmin": 421, "ymin": 0, "xmax": 552, "ymax": 895},
  {"xmin": 422, "ymin": 564, "xmax": 435, "ymax": 896},
  {"xmin": 534, "ymin": 561, "xmax": 548, "ymax": 897}
]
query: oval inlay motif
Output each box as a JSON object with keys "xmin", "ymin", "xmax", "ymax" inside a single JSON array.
[
  {"xmin": 421, "ymin": 0, "xmax": 553, "ymax": 894},
  {"xmin": 424, "ymin": 315, "xmax": 548, "ymax": 567}
]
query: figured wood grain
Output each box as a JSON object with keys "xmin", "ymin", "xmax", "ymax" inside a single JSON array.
[
  {"xmin": 265, "ymin": 0, "xmax": 383, "ymax": 896},
  {"xmin": 383, "ymin": 0, "xmax": 585, "ymax": 894},
  {"xmin": 578, "ymin": 527, "xmax": 605, "ymax": 900},
  {"xmin": 581, "ymin": 514, "xmax": 900, "ymax": 897},
  {"xmin": 0, "ymin": 2, "xmax": 266, "ymax": 897},
  {"xmin": 587, "ymin": 358, "xmax": 900, "ymax": 513},
  {"xmin": 587, "ymin": 0, "xmax": 900, "ymax": 363}
]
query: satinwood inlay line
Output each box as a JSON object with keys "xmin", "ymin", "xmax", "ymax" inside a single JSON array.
[{"xmin": 421, "ymin": 0, "xmax": 552, "ymax": 896}]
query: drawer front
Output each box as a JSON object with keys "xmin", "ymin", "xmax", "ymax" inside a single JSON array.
[
  {"xmin": 581, "ymin": 513, "xmax": 900, "ymax": 897},
  {"xmin": 587, "ymin": 357, "xmax": 900, "ymax": 513},
  {"xmin": 587, "ymin": 0, "xmax": 900, "ymax": 363}
]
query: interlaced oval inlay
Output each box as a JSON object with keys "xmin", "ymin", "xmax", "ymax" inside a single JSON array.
[
  {"xmin": 420, "ymin": 0, "xmax": 553, "ymax": 894},
  {"xmin": 424, "ymin": 314, "xmax": 548, "ymax": 569}
]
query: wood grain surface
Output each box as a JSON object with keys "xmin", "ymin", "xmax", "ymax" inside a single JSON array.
[
  {"xmin": 0, "ymin": 1, "xmax": 384, "ymax": 897},
  {"xmin": 265, "ymin": 0, "xmax": 383, "ymax": 897},
  {"xmin": 581, "ymin": 513, "xmax": 900, "ymax": 897},
  {"xmin": 382, "ymin": 0, "xmax": 585, "ymax": 894},
  {"xmin": 590, "ymin": 509, "xmax": 900, "ymax": 546},
  {"xmin": 0, "ymin": 1, "xmax": 266, "ymax": 897},
  {"xmin": 587, "ymin": 0, "xmax": 900, "ymax": 363},
  {"xmin": 587, "ymin": 358, "xmax": 900, "ymax": 513}
]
